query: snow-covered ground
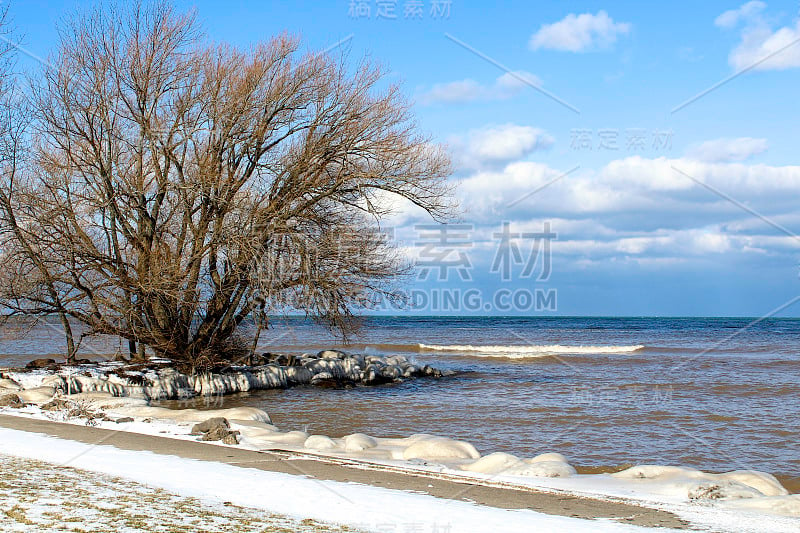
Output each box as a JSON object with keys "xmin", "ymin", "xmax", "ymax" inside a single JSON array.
[
  {"xmin": 0, "ymin": 427, "xmax": 662, "ymax": 533},
  {"xmin": 2, "ymin": 370, "xmax": 800, "ymax": 532},
  {"xmin": 0, "ymin": 453, "xmax": 356, "ymax": 532}
]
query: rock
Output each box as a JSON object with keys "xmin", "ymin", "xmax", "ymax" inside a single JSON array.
[
  {"xmin": 379, "ymin": 365, "xmax": 401, "ymax": 380},
  {"xmin": 507, "ymin": 460, "xmax": 577, "ymax": 478},
  {"xmin": 26, "ymin": 358, "xmax": 56, "ymax": 369},
  {"xmin": 0, "ymin": 378, "xmax": 21, "ymax": 391},
  {"xmin": 114, "ymin": 417, "xmax": 134, "ymax": 424},
  {"xmin": 202, "ymin": 427, "xmax": 239, "ymax": 442},
  {"xmin": 284, "ymin": 366, "xmax": 313, "ymax": 384},
  {"xmin": 190, "ymin": 416, "xmax": 241, "ymax": 442},
  {"xmin": 720, "ymin": 470, "xmax": 788, "ymax": 497},
  {"xmin": 0, "ymin": 393, "xmax": 23, "ymax": 408},
  {"xmin": 310, "ymin": 372, "xmax": 334, "ymax": 383},
  {"xmin": 422, "ymin": 365, "xmax": 443, "ymax": 378},
  {"xmin": 529, "ymin": 452, "xmax": 569, "ymax": 463},
  {"xmin": 344, "ymin": 433, "xmax": 378, "ymax": 452},
  {"xmin": 403, "ymin": 436, "xmax": 481, "ymax": 461},
  {"xmin": 17, "ymin": 386, "xmax": 56, "ymax": 405},
  {"xmin": 363, "ymin": 364, "xmax": 392, "ymax": 385},
  {"xmin": 403, "ymin": 366, "xmax": 420, "ymax": 378},
  {"xmin": 191, "ymin": 417, "xmax": 230, "ymax": 435},
  {"xmin": 318, "ymin": 350, "xmax": 345, "ymax": 360},
  {"xmin": 222, "ymin": 432, "xmax": 240, "ymax": 445},
  {"xmin": 41, "ymin": 398, "xmax": 70, "ymax": 411},
  {"xmin": 384, "ymin": 355, "xmax": 409, "ymax": 366},
  {"xmin": 304, "ymin": 435, "xmax": 339, "ymax": 451},
  {"xmin": 255, "ymin": 430, "xmax": 309, "ymax": 445},
  {"xmin": 688, "ymin": 481, "xmax": 763, "ymax": 500},
  {"xmin": 461, "ymin": 452, "xmax": 524, "ymax": 474}
]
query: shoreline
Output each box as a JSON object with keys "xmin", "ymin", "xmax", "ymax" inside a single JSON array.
[
  {"xmin": 1, "ymin": 410, "xmax": 799, "ymax": 533},
  {"xmin": 0, "ymin": 413, "xmax": 687, "ymax": 530},
  {"xmin": 2, "ymin": 354, "xmax": 800, "ymax": 531}
]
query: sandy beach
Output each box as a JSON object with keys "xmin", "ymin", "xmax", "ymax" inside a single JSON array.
[
  {"xmin": 2, "ymin": 358, "xmax": 800, "ymax": 532},
  {"xmin": 0, "ymin": 414, "xmax": 688, "ymax": 530}
]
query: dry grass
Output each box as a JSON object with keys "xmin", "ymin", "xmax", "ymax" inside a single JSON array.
[{"xmin": 0, "ymin": 454, "xmax": 360, "ymax": 532}]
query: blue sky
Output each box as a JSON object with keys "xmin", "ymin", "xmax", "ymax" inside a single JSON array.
[{"xmin": 7, "ymin": 1, "xmax": 800, "ymax": 316}]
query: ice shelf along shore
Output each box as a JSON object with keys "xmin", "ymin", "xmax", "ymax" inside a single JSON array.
[
  {"xmin": 1, "ymin": 353, "xmax": 799, "ymax": 531},
  {"xmin": 1, "ymin": 350, "xmax": 445, "ymax": 401}
]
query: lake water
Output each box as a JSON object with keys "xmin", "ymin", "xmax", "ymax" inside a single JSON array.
[{"xmin": 1, "ymin": 316, "xmax": 798, "ymax": 489}]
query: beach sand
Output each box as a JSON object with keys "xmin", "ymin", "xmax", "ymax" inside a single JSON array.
[{"xmin": 0, "ymin": 414, "xmax": 687, "ymax": 530}]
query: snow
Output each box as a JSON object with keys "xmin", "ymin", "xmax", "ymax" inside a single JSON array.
[
  {"xmin": 2, "ymin": 377, "xmax": 800, "ymax": 532},
  {"xmin": 0, "ymin": 427, "xmax": 658, "ymax": 533},
  {"xmin": 0, "ymin": 351, "xmax": 438, "ymax": 399},
  {"xmin": 0, "ymin": 453, "xmax": 352, "ymax": 533}
]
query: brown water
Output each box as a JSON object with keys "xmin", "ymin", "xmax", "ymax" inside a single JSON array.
[{"xmin": 2, "ymin": 316, "xmax": 799, "ymax": 489}]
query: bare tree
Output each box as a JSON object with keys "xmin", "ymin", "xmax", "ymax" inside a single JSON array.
[
  {"xmin": 0, "ymin": 1, "xmax": 452, "ymax": 371},
  {"xmin": 0, "ymin": 6, "xmax": 81, "ymax": 363}
]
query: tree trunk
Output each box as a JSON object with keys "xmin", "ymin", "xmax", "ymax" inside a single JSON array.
[
  {"xmin": 58, "ymin": 312, "xmax": 77, "ymax": 364},
  {"xmin": 136, "ymin": 342, "xmax": 147, "ymax": 362}
]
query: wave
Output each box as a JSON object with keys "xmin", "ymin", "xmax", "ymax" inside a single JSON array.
[{"xmin": 415, "ymin": 343, "xmax": 645, "ymax": 358}]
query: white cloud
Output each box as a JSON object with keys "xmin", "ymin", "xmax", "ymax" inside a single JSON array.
[
  {"xmin": 388, "ymin": 146, "xmax": 800, "ymax": 270},
  {"xmin": 529, "ymin": 11, "xmax": 631, "ymax": 52},
  {"xmin": 455, "ymin": 154, "xmax": 800, "ymax": 225},
  {"xmin": 716, "ymin": 2, "xmax": 800, "ymax": 70},
  {"xmin": 714, "ymin": 1, "xmax": 765, "ymax": 29},
  {"xmin": 730, "ymin": 22, "xmax": 800, "ymax": 70},
  {"xmin": 450, "ymin": 124, "xmax": 554, "ymax": 169},
  {"xmin": 686, "ymin": 137, "xmax": 768, "ymax": 162},
  {"xmin": 419, "ymin": 71, "xmax": 541, "ymax": 105}
]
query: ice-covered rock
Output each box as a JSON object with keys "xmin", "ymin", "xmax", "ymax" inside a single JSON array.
[
  {"xmin": 461, "ymin": 452, "xmax": 524, "ymax": 474},
  {"xmin": 2, "ymin": 350, "xmax": 442, "ymax": 400},
  {"xmin": 284, "ymin": 366, "xmax": 313, "ymax": 385},
  {"xmin": 17, "ymin": 386, "xmax": 56, "ymax": 404},
  {"xmin": 318, "ymin": 350, "xmax": 346, "ymax": 360},
  {"xmin": 97, "ymin": 396, "xmax": 272, "ymax": 425},
  {"xmin": 717, "ymin": 470, "xmax": 788, "ymax": 497},
  {"xmin": 612, "ymin": 464, "xmax": 788, "ymax": 500},
  {"xmin": 725, "ymin": 494, "xmax": 800, "ymax": 517},
  {"xmin": 0, "ymin": 378, "xmax": 21, "ymax": 391},
  {"xmin": 304, "ymin": 435, "xmax": 339, "ymax": 451},
  {"xmin": 612, "ymin": 464, "xmax": 699, "ymax": 480},
  {"xmin": 506, "ymin": 460, "xmax": 576, "ymax": 478},
  {"xmin": 529, "ymin": 452, "xmax": 569, "ymax": 463},
  {"xmin": 402, "ymin": 436, "xmax": 480, "ymax": 461},
  {"xmin": 461, "ymin": 452, "xmax": 576, "ymax": 478},
  {"xmin": 344, "ymin": 433, "xmax": 378, "ymax": 452},
  {"xmin": 688, "ymin": 480, "xmax": 764, "ymax": 500}
]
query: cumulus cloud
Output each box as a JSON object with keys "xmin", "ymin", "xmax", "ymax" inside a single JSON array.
[
  {"xmin": 386, "ymin": 146, "xmax": 800, "ymax": 272},
  {"xmin": 714, "ymin": 1, "xmax": 766, "ymax": 29},
  {"xmin": 529, "ymin": 11, "xmax": 631, "ymax": 52},
  {"xmin": 450, "ymin": 124, "xmax": 554, "ymax": 169},
  {"xmin": 686, "ymin": 137, "xmax": 768, "ymax": 162},
  {"xmin": 716, "ymin": 2, "xmax": 800, "ymax": 70},
  {"xmin": 418, "ymin": 71, "xmax": 541, "ymax": 105},
  {"xmin": 456, "ymin": 155, "xmax": 800, "ymax": 226}
]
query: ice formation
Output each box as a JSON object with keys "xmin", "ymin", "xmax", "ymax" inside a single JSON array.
[
  {"xmin": 1, "ymin": 364, "xmax": 798, "ymax": 521},
  {"xmin": 0, "ymin": 350, "xmax": 444, "ymax": 401}
]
